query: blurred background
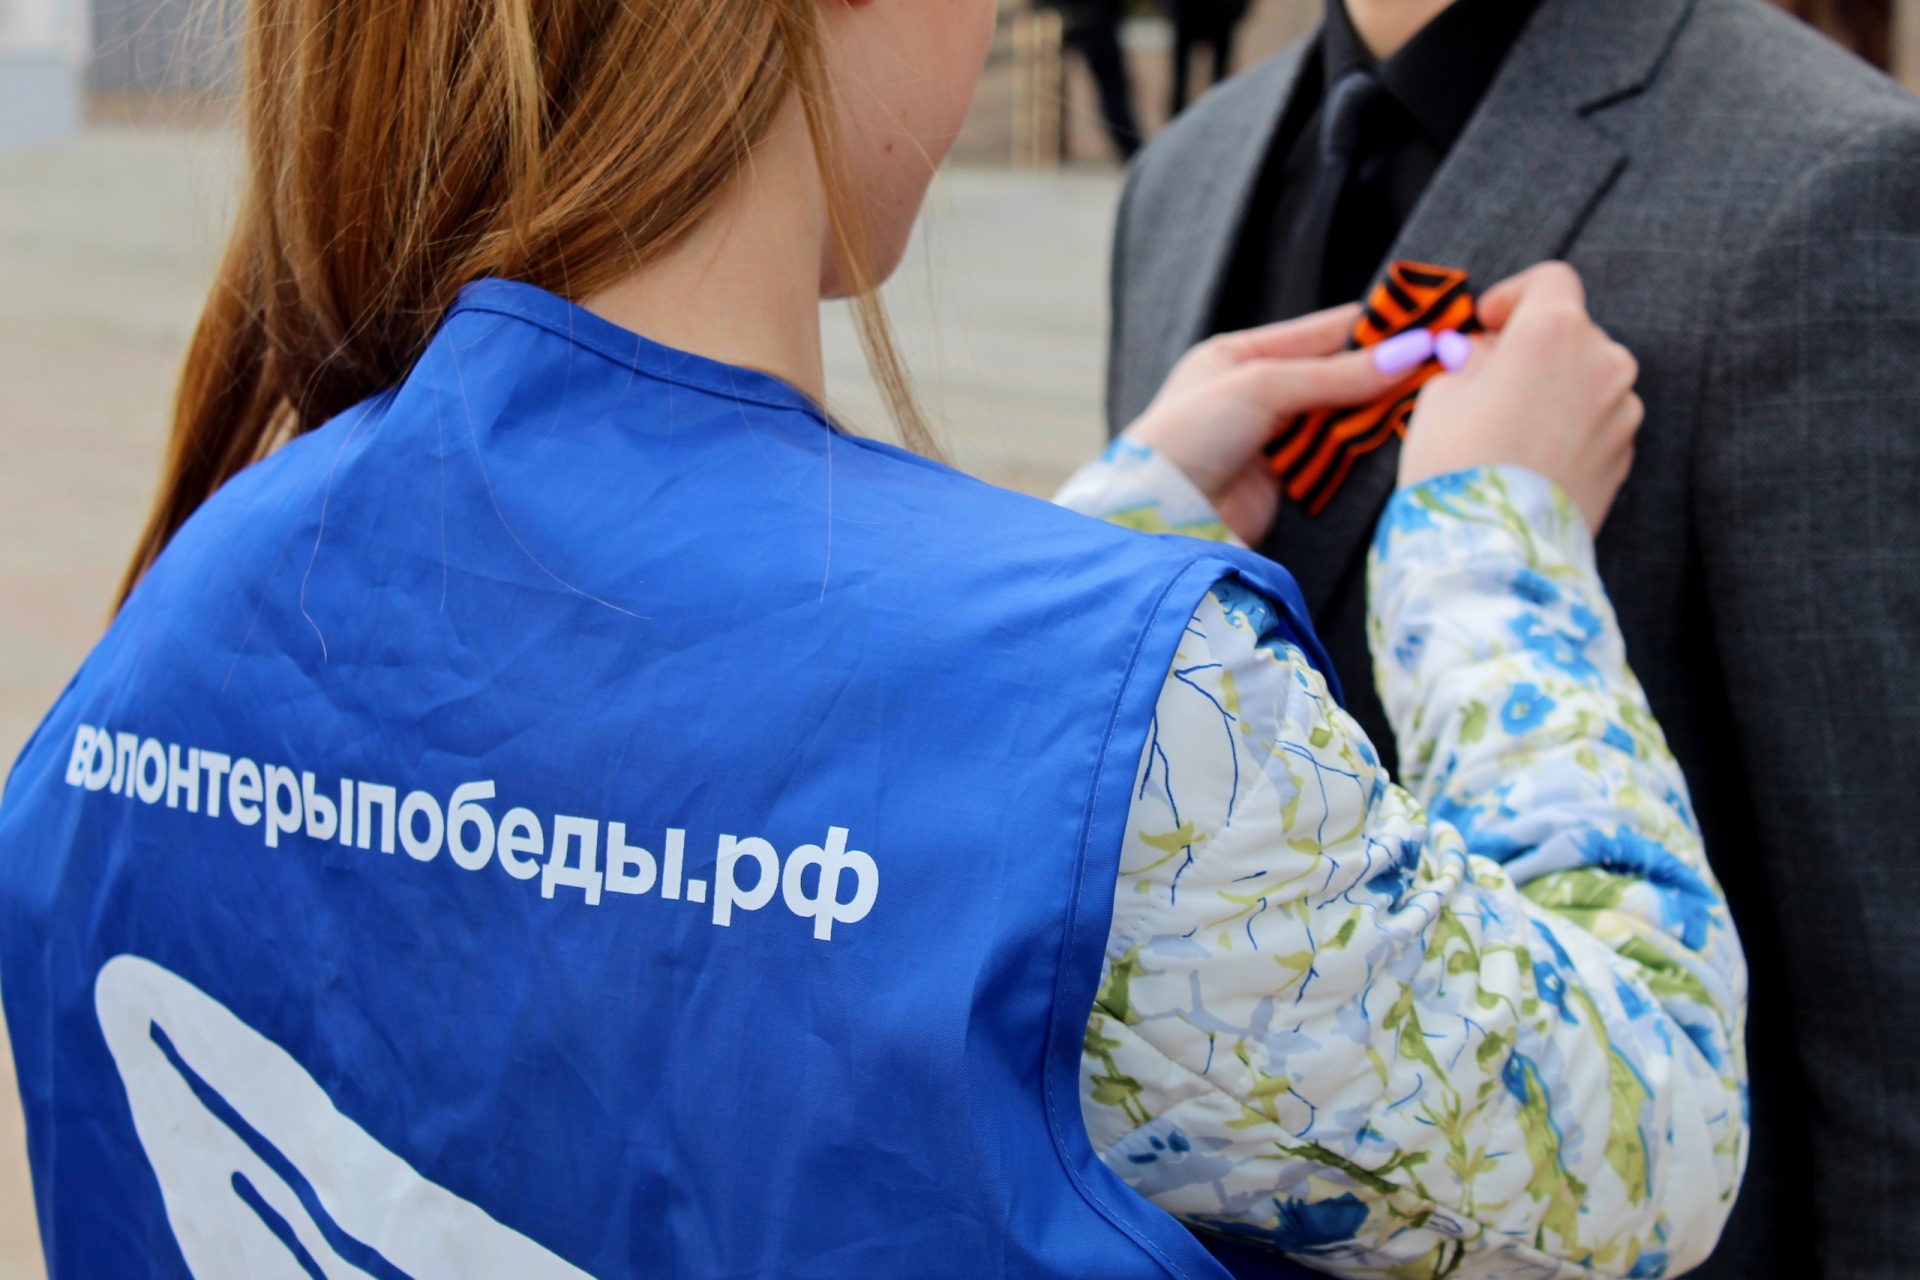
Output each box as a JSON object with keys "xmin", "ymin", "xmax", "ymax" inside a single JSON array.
[{"xmin": 0, "ymin": 0, "xmax": 1904, "ymax": 1271}]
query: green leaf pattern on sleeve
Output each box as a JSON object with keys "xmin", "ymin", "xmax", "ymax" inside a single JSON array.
[
  {"xmin": 1053, "ymin": 438, "xmax": 1243, "ymax": 544},
  {"xmin": 1056, "ymin": 455, "xmax": 1747, "ymax": 1279}
]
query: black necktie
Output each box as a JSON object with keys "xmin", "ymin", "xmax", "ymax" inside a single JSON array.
[{"xmin": 1278, "ymin": 67, "xmax": 1380, "ymax": 318}]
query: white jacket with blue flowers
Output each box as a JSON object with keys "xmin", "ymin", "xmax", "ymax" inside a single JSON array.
[{"xmin": 1054, "ymin": 448, "xmax": 1747, "ymax": 1280}]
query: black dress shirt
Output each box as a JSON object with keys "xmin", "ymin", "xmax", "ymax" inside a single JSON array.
[
  {"xmin": 1210, "ymin": 0, "xmax": 1539, "ymax": 773},
  {"xmin": 1214, "ymin": 0, "xmax": 1541, "ymax": 332}
]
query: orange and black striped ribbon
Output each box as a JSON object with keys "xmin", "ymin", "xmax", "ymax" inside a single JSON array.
[{"xmin": 1264, "ymin": 260, "xmax": 1480, "ymax": 516}]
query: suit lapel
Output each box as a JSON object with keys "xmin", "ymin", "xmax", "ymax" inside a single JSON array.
[
  {"xmin": 1261, "ymin": 0, "xmax": 1697, "ymax": 617},
  {"xmin": 1148, "ymin": 43, "xmax": 1312, "ymax": 367},
  {"xmin": 1388, "ymin": 0, "xmax": 1699, "ymax": 276}
]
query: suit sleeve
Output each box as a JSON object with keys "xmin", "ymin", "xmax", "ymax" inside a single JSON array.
[{"xmin": 1694, "ymin": 115, "xmax": 1920, "ymax": 1277}]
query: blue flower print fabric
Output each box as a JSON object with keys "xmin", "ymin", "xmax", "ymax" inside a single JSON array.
[{"xmin": 1054, "ymin": 447, "xmax": 1746, "ymax": 1279}]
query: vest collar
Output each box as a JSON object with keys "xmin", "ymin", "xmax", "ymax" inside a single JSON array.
[{"xmin": 448, "ymin": 278, "xmax": 831, "ymax": 422}]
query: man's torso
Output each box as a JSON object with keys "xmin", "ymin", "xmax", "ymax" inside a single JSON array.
[{"xmin": 1108, "ymin": 0, "xmax": 1920, "ymax": 1272}]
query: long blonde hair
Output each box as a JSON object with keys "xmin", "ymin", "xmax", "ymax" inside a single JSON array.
[{"xmin": 118, "ymin": 0, "xmax": 932, "ymax": 606}]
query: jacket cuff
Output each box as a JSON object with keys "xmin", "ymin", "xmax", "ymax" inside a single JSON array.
[
  {"xmin": 1053, "ymin": 439, "xmax": 1243, "ymax": 546},
  {"xmin": 1371, "ymin": 465, "xmax": 1596, "ymax": 595}
]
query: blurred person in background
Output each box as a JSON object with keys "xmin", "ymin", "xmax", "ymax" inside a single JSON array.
[
  {"xmin": 1106, "ymin": 0, "xmax": 1920, "ymax": 1275},
  {"xmin": 1780, "ymin": 0, "xmax": 1893, "ymax": 67},
  {"xmin": 0, "ymin": 0, "xmax": 1750, "ymax": 1275},
  {"xmin": 1037, "ymin": 0, "xmax": 1143, "ymax": 158},
  {"xmin": 1170, "ymin": 0, "xmax": 1252, "ymax": 114}
]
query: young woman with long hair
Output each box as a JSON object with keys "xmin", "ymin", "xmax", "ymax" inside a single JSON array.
[{"xmin": 0, "ymin": 2, "xmax": 1742, "ymax": 1277}]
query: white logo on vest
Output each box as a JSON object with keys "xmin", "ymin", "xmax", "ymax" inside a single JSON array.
[
  {"xmin": 66, "ymin": 724, "xmax": 880, "ymax": 939},
  {"xmin": 94, "ymin": 954, "xmax": 592, "ymax": 1279}
]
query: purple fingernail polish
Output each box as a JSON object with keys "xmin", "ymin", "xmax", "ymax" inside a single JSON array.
[
  {"xmin": 1435, "ymin": 329, "xmax": 1473, "ymax": 373},
  {"xmin": 1372, "ymin": 328, "xmax": 1435, "ymax": 376}
]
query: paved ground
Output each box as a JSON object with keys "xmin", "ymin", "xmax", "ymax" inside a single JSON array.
[{"xmin": 0, "ymin": 126, "xmax": 1122, "ymax": 1275}]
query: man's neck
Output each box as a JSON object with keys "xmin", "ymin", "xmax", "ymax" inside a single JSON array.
[{"xmin": 1342, "ymin": 0, "xmax": 1458, "ymax": 59}]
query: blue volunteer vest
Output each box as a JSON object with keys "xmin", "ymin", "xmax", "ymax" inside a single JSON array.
[{"xmin": 0, "ymin": 280, "xmax": 1334, "ymax": 1279}]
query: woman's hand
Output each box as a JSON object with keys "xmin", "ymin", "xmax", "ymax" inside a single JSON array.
[
  {"xmin": 1400, "ymin": 262, "xmax": 1643, "ymax": 533},
  {"xmin": 1122, "ymin": 305, "xmax": 1402, "ymax": 544}
]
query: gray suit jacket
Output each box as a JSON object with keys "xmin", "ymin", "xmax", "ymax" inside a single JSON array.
[{"xmin": 1108, "ymin": 0, "xmax": 1920, "ymax": 1275}]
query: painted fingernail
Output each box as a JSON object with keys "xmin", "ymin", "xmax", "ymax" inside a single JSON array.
[
  {"xmin": 1435, "ymin": 330, "xmax": 1473, "ymax": 372},
  {"xmin": 1371, "ymin": 328, "xmax": 1435, "ymax": 375}
]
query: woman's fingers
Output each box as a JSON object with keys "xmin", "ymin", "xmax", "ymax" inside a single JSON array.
[
  {"xmin": 1123, "ymin": 342, "xmax": 1405, "ymax": 517},
  {"xmin": 1607, "ymin": 393, "xmax": 1646, "ymax": 456},
  {"xmin": 1477, "ymin": 261, "xmax": 1586, "ymax": 332},
  {"xmin": 1214, "ymin": 303, "xmax": 1364, "ymax": 363},
  {"xmin": 1621, "ymin": 390, "xmax": 1646, "ymax": 436},
  {"xmin": 1155, "ymin": 305, "xmax": 1362, "ymax": 407},
  {"xmin": 1231, "ymin": 346, "xmax": 1402, "ymax": 417},
  {"xmin": 1476, "ymin": 276, "xmax": 1525, "ymax": 331},
  {"xmin": 1399, "ymin": 260, "xmax": 1643, "ymax": 534}
]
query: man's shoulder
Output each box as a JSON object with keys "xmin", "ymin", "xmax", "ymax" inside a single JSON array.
[{"xmin": 1659, "ymin": 0, "xmax": 1920, "ymax": 158}]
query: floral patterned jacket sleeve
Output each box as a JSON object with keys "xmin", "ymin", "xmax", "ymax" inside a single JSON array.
[{"xmin": 1053, "ymin": 444, "xmax": 1747, "ymax": 1280}]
